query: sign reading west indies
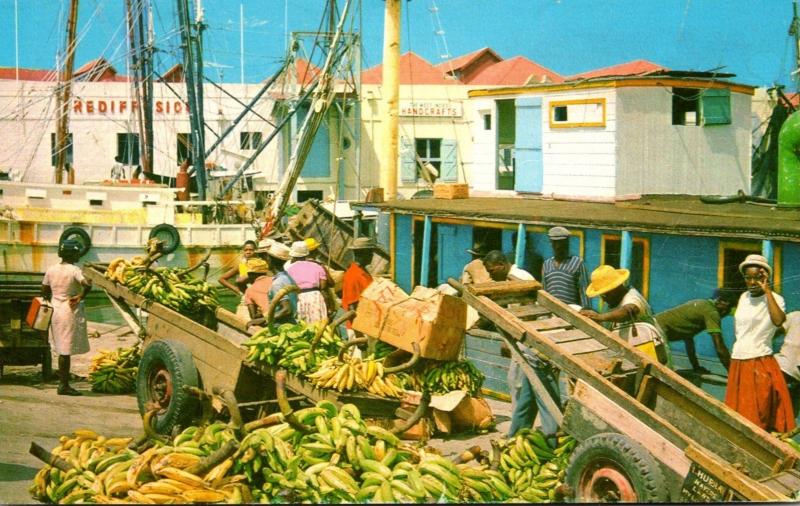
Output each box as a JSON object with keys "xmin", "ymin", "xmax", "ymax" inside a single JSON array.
[{"xmin": 399, "ymin": 100, "xmax": 462, "ymax": 117}]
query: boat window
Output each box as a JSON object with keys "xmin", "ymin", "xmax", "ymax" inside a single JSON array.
[
  {"xmin": 176, "ymin": 133, "xmax": 191, "ymax": 163},
  {"xmin": 117, "ymin": 133, "xmax": 140, "ymax": 165},
  {"xmin": 240, "ymin": 131, "xmax": 262, "ymax": 150},
  {"xmin": 601, "ymin": 235, "xmax": 650, "ymax": 298},
  {"xmin": 553, "ymin": 105, "xmax": 568, "ymax": 122},
  {"xmin": 718, "ymin": 241, "xmax": 781, "ymax": 296},
  {"xmin": 50, "ymin": 133, "xmax": 73, "ymax": 166},
  {"xmin": 672, "ymin": 88, "xmax": 701, "ymax": 126},
  {"xmin": 496, "ymin": 99, "xmax": 516, "ymax": 190}
]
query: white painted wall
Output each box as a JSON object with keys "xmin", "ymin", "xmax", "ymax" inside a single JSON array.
[
  {"xmin": 615, "ymin": 87, "xmax": 751, "ymax": 195},
  {"xmin": 469, "ymin": 96, "xmax": 499, "ymax": 193}
]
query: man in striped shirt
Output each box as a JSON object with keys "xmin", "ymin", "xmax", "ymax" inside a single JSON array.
[{"xmin": 542, "ymin": 226, "xmax": 590, "ymax": 309}]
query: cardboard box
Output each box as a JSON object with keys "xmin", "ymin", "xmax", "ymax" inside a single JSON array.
[
  {"xmin": 351, "ymin": 278, "xmax": 466, "ymax": 361},
  {"xmin": 451, "ymin": 396, "xmax": 494, "ymax": 431},
  {"xmin": 433, "ymin": 183, "xmax": 469, "ymax": 199}
]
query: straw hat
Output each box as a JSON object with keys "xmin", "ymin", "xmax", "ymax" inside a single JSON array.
[
  {"xmin": 739, "ymin": 254, "xmax": 772, "ymax": 276},
  {"xmin": 290, "ymin": 240, "xmax": 310, "ymax": 258},
  {"xmin": 548, "ymin": 226, "xmax": 570, "ymax": 240},
  {"xmin": 255, "ymin": 238, "xmax": 275, "ymax": 254},
  {"xmin": 305, "ymin": 237, "xmax": 320, "ymax": 251},
  {"xmin": 245, "ymin": 257, "xmax": 269, "ymax": 273},
  {"xmin": 265, "ymin": 242, "xmax": 291, "ymax": 261},
  {"xmin": 467, "ymin": 243, "xmax": 489, "ymax": 256},
  {"xmin": 586, "ymin": 265, "xmax": 630, "ymax": 297},
  {"xmin": 349, "ymin": 237, "xmax": 376, "ymax": 250}
]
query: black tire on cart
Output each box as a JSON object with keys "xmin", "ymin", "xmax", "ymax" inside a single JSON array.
[
  {"xmin": 136, "ymin": 339, "xmax": 199, "ymax": 435},
  {"xmin": 565, "ymin": 432, "xmax": 668, "ymax": 503},
  {"xmin": 58, "ymin": 226, "xmax": 91, "ymax": 257},
  {"xmin": 148, "ymin": 224, "xmax": 180, "ymax": 255}
]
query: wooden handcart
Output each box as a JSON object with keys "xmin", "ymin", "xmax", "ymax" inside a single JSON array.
[
  {"xmin": 449, "ymin": 278, "xmax": 800, "ymax": 502},
  {"xmin": 0, "ymin": 272, "xmax": 51, "ymax": 379}
]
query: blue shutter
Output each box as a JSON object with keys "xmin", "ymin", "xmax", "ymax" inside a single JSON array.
[
  {"xmin": 514, "ymin": 97, "xmax": 543, "ymax": 192},
  {"xmin": 400, "ymin": 137, "xmax": 417, "ymax": 183},
  {"xmin": 701, "ymin": 89, "xmax": 731, "ymax": 125},
  {"xmin": 296, "ymin": 102, "xmax": 331, "ymax": 178},
  {"xmin": 440, "ymin": 139, "xmax": 458, "ymax": 182},
  {"xmin": 437, "ymin": 224, "xmax": 472, "ymax": 285}
]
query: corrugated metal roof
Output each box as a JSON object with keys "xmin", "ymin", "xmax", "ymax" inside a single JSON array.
[
  {"xmin": 362, "ymin": 52, "xmax": 455, "ymax": 85},
  {"xmin": 467, "ymin": 56, "xmax": 564, "ymax": 86},
  {"xmin": 356, "ymin": 195, "xmax": 800, "ymax": 243}
]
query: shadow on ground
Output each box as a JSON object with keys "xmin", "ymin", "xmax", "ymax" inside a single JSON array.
[{"xmin": 0, "ymin": 462, "xmax": 38, "ymax": 482}]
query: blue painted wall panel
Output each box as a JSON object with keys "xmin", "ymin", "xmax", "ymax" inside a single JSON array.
[
  {"xmin": 436, "ymin": 224, "xmax": 473, "ymax": 285},
  {"xmin": 514, "ymin": 97, "xmax": 543, "ymax": 192},
  {"xmin": 295, "ymin": 103, "xmax": 331, "ymax": 178},
  {"xmin": 394, "ymin": 215, "xmax": 413, "ymax": 293},
  {"xmin": 781, "ymin": 242, "xmax": 800, "ymax": 313}
]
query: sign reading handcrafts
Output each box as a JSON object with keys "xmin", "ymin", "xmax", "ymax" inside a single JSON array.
[{"xmin": 399, "ymin": 101, "xmax": 462, "ymax": 117}]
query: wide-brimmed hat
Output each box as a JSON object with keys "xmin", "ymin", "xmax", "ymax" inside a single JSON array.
[
  {"xmin": 255, "ymin": 238, "xmax": 275, "ymax": 254},
  {"xmin": 349, "ymin": 237, "xmax": 376, "ymax": 250},
  {"xmin": 246, "ymin": 257, "xmax": 269, "ymax": 273},
  {"xmin": 739, "ymin": 254, "xmax": 772, "ymax": 277},
  {"xmin": 467, "ymin": 243, "xmax": 489, "ymax": 256},
  {"xmin": 548, "ymin": 226, "xmax": 570, "ymax": 240},
  {"xmin": 586, "ymin": 265, "xmax": 630, "ymax": 298},
  {"xmin": 290, "ymin": 241, "xmax": 310, "ymax": 258},
  {"xmin": 305, "ymin": 238, "xmax": 320, "ymax": 251},
  {"xmin": 265, "ymin": 242, "xmax": 291, "ymax": 261}
]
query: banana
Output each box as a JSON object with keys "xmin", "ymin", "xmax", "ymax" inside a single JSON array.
[
  {"xmin": 181, "ymin": 489, "xmax": 227, "ymax": 503},
  {"xmin": 156, "ymin": 467, "xmax": 208, "ymax": 488}
]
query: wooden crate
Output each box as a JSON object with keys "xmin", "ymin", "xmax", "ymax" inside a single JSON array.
[{"xmin": 433, "ymin": 183, "xmax": 469, "ymax": 199}]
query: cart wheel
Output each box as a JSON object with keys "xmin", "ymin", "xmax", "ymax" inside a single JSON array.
[
  {"xmin": 565, "ymin": 433, "xmax": 667, "ymax": 503},
  {"xmin": 148, "ymin": 224, "xmax": 180, "ymax": 255},
  {"xmin": 136, "ymin": 340, "xmax": 199, "ymax": 435}
]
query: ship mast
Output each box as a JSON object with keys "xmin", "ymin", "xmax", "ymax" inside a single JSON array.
[
  {"xmin": 54, "ymin": 0, "xmax": 79, "ymax": 184},
  {"xmin": 379, "ymin": 0, "xmax": 401, "ymax": 200},
  {"xmin": 790, "ymin": 0, "xmax": 800, "ymax": 90}
]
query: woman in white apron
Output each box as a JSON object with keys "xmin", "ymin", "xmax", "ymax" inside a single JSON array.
[{"xmin": 42, "ymin": 240, "xmax": 92, "ymax": 395}]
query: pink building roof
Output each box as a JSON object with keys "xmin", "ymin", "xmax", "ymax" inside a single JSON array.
[
  {"xmin": 467, "ymin": 56, "xmax": 564, "ymax": 86},
  {"xmin": 566, "ymin": 59, "xmax": 667, "ymax": 81},
  {"xmin": 0, "ymin": 67, "xmax": 58, "ymax": 81},
  {"xmin": 362, "ymin": 52, "xmax": 454, "ymax": 85}
]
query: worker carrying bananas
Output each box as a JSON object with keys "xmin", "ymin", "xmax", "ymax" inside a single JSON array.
[{"xmin": 42, "ymin": 240, "xmax": 92, "ymax": 396}]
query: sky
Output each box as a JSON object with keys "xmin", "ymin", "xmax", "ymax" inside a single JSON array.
[{"xmin": 0, "ymin": 0, "xmax": 797, "ymax": 88}]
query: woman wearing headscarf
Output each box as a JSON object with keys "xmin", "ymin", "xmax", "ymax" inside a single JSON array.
[
  {"xmin": 42, "ymin": 240, "xmax": 92, "ymax": 395},
  {"xmin": 286, "ymin": 240, "xmax": 331, "ymax": 324},
  {"xmin": 725, "ymin": 254, "xmax": 794, "ymax": 432}
]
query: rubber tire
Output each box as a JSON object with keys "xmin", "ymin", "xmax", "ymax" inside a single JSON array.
[
  {"xmin": 149, "ymin": 224, "xmax": 180, "ymax": 255},
  {"xmin": 58, "ymin": 226, "xmax": 91, "ymax": 257},
  {"xmin": 565, "ymin": 433, "xmax": 668, "ymax": 503},
  {"xmin": 136, "ymin": 339, "xmax": 199, "ymax": 435}
]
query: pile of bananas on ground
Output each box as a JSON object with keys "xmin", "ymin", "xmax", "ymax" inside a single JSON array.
[
  {"xmin": 31, "ymin": 400, "xmax": 523, "ymax": 504},
  {"xmin": 88, "ymin": 345, "xmax": 141, "ymax": 394},
  {"xmin": 105, "ymin": 257, "xmax": 219, "ymax": 319},
  {"xmin": 494, "ymin": 428, "xmax": 576, "ymax": 503},
  {"xmin": 420, "ymin": 360, "xmax": 485, "ymax": 396},
  {"xmin": 243, "ymin": 321, "xmax": 342, "ymax": 375},
  {"xmin": 306, "ymin": 356, "xmax": 405, "ymax": 398}
]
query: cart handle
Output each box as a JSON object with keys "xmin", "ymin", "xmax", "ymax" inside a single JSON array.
[
  {"xmin": 310, "ymin": 310, "xmax": 356, "ymax": 353},
  {"xmin": 391, "ymin": 390, "xmax": 431, "ymax": 435},
  {"xmin": 266, "ymin": 284, "xmax": 301, "ymax": 327},
  {"xmin": 274, "ymin": 369, "xmax": 312, "ymax": 434},
  {"xmin": 337, "ymin": 337, "xmax": 369, "ymax": 362},
  {"xmin": 384, "ymin": 342, "xmax": 421, "ymax": 374}
]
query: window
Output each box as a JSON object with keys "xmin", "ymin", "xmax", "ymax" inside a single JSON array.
[
  {"xmin": 496, "ymin": 99, "xmax": 516, "ymax": 190},
  {"xmin": 177, "ymin": 133, "xmax": 191, "ymax": 164},
  {"xmin": 601, "ymin": 235, "xmax": 650, "ymax": 298},
  {"xmin": 549, "ymin": 99, "xmax": 605, "ymax": 128},
  {"xmin": 116, "ymin": 133, "xmax": 140, "ymax": 165},
  {"xmin": 50, "ymin": 133, "xmax": 73, "ymax": 166},
  {"xmin": 672, "ymin": 88, "xmax": 700, "ymax": 126},
  {"xmin": 415, "ymin": 138, "xmax": 442, "ymax": 180},
  {"xmin": 718, "ymin": 242, "xmax": 781, "ymax": 296},
  {"xmin": 701, "ymin": 89, "xmax": 731, "ymax": 125},
  {"xmin": 296, "ymin": 190, "xmax": 323, "ymax": 203},
  {"xmin": 483, "ymin": 113, "xmax": 492, "ymax": 130},
  {"xmin": 240, "ymin": 131, "xmax": 262, "ymax": 150}
]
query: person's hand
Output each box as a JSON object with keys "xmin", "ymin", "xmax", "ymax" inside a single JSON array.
[
  {"xmin": 580, "ymin": 309, "xmax": 600, "ymax": 320},
  {"xmin": 756, "ymin": 268, "xmax": 771, "ymax": 292},
  {"xmin": 68, "ymin": 295, "xmax": 82, "ymax": 308}
]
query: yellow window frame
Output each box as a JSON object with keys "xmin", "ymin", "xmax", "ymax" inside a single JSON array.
[
  {"xmin": 600, "ymin": 233, "xmax": 650, "ymax": 299},
  {"xmin": 717, "ymin": 241, "xmax": 782, "ymax": 294},
  {"xmin": 549, "ymin": 98, "xmax": 607, "ymax": 129}
]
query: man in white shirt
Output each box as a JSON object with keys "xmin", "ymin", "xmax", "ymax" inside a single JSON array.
[
  {"xmin": 724, "ymin": 254, "xmax": 794, "ymax": 432},
  {"xmin": 776, "ymin": 311, "xmax": 800, "ymax": 419}
]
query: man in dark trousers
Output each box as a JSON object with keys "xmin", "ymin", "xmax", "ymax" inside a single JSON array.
[
  {"xmin": 541, "ymin": 226, "xmax": 590, "ymax": 309},
  {"xmin": 655, "ymin": 289, "xmax": 736, "ymax": 373}
]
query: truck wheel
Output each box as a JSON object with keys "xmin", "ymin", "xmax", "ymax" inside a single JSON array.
[
  {"xmin": 149, "ymin": 224, "xmax": 180, "ymax": 255},
  {"xmin": 137, "ymin": 340, "xmax": 199, "ymax": 435},
  {"xmin": 565, "ymin": 433, "xmax": 667, "ymax": 503},
  {"xmin": 59, "ymin": 226, "xmax": 91, "ymax": 257}
]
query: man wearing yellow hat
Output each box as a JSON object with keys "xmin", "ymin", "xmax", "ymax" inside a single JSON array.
[{"xmin": 580, "ymin": 265, "xmax": 667, "ymax": 364}]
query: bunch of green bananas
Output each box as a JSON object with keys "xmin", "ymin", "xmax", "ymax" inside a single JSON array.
[
  {"xmin": 367, "ymin": 341, "xmax": 398, "ymax": 360},
  {"xmin": 456, "ymin": 463, "xmax": 513, "ymax": 502},
  {"xmin": 243, "ymin": 321, "xmax": 341, "ymax": 372},
  {"xmin": 421, "ymin": 360, "xmax": 485, "ymax": 396},
  {"xmin": 495, "ymin": 429, "xmax": 576, "ymax": 503},
  {"xmin": 305, "ymin": 357, "xmax": 405, "ymax": 398},
  {"xmin": 88, "ymin": 345, "xmax": 141, "ymax": 394}
]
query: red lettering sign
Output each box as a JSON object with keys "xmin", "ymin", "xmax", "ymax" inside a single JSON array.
[{"xmin": 98, "ymin": 100, "xmax": 107, "ymax": 113}]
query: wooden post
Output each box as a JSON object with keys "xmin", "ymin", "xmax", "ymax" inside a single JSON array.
[
  {"xmin": 54, "ymin": 0, "xmax": 79, "ymax": 184},
  {"xmin": 620, "ymin": 230, "xmax": 632, "ymax": 270},
  {"xmin": 379, "ymin": 0, "xmax": 401, "ymax": 200},
  {"xmin": 515, "ymin": 223, "xmax": 526, "ymax": 268},
  {"xmin": 762, "ymin": 239, "xmax": 774, "ymax": 266},
  {"xmin": 420, "ymin": 215, "xmax": 432, "ymax": 287}
]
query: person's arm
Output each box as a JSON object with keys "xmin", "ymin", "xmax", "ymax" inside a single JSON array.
[
  {"xmin": 684, "ymin": 338, "xmax": 707, "ymax": 373},
  {"xmin": 42, "ymin": 284, "xmax": 52, "ymax": 302},
  {"xmin": 577, "ymin": 261, "xmax": 591, "ymax": 309},
  {"xmin": 272, "ymin": 299, "xmax": 292, "ymax": 322},
  {"xmin": 758, "ymin": 269, "xmax": 786, "ymax": 326},
  {"xmin": 218, "ymin": 266, "xmax": 242, "ymax": 296},
  {"xmin": 581, "ymin": 303, "xmax": 640, "ymax": 323},
  {"xmin": 709, "ymin": 332, "xmax": 731, "ymax": 371}
]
